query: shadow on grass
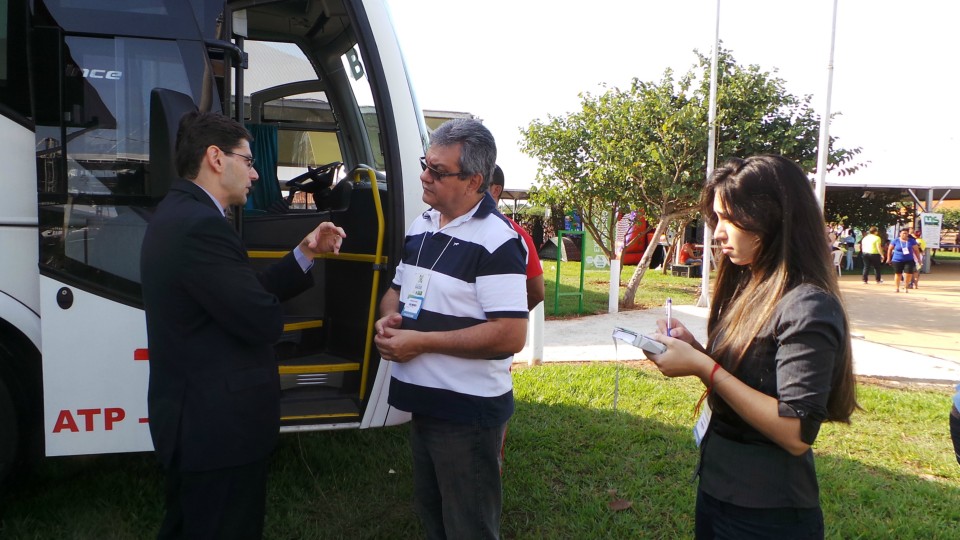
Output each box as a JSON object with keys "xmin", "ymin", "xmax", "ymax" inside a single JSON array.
[
  {"xmin": 545, "ymin": 278, "xmax": 613, "ymax": 318},
  {"xmin": 2, "ymin": 364, "xmax": 959, "ymax": 539}
]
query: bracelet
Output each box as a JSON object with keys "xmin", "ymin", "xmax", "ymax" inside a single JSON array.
[{"xmin": 708, "ymin": 363, "xmax": 721, "ymax": 392}]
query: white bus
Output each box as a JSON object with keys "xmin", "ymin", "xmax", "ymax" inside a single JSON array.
[{"xmin": 0, "ymin": 0, "xmax": 428, "ymax": 484}]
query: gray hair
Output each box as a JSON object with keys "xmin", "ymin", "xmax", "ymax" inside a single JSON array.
[{"xmin": 430, "ymin": 119, "xmax": 497, "ymax": 192}]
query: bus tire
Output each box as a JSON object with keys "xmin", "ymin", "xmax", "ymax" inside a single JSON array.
[{"xmin": 0, "ymin": 375, "xmax": 18, "ymax": 487}]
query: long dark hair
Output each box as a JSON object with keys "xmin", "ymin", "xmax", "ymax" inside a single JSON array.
[{"xmin": 703, "ymin": 155, "xmax": 857, "ymax": 422}]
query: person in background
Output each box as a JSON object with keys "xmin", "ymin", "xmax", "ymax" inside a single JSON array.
[
  {"xmin": 374, "ymin": 119, "xmax": 528, "ymax": 540},
  {"xmin": 828, "ymin": 231, "xmax": 840, "ymax": 252},
  {"xmin": 952, "ymin": 385, "xmax": 960, "ymax": 466},
  {"xmin": 141, "ymin": 111, "xmax": 345, "ymax": 539},
  {"xmin": 644, "ymin": 155, "xmax": 858, "ymax": 539},
  {"xmin": 680, "ymin": 240, "xmax": 703, "ymax": 265},
  {"xmin": 909, "ymin": 228, "xmax": 926, "ymax": 289},
  {"xmin": 860, "ymin": 226, "xmax": 884, "ymax": 284},
  {"xmin": 489, "ymin": 165, "xmax": 545, "ymax": 310},
  {"xmin": 886, "ymin": 228, "xmax": 921, "ymax": 293},
  {"xmin": 842, "ymin": 225, "xmax": 857, "ymax": 271}
]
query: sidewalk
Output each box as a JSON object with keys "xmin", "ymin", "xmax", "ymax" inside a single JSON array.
[{"xmin": 515, "ymin": 259, "xmax": 960, "ymax": 385}]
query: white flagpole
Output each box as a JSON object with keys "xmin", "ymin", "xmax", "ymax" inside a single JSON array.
[
  {"xmin": 697, "ymin": 0, "xmax": 721, "ymax": 309},
  {"xmin": 815, "ymin": 0, "xmax": 839, "ymax": 209}
]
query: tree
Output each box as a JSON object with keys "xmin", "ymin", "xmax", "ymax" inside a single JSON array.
[
  {"xmin": 824, "ymin": 189, "xmax": 903, "ymax": 232},
  {"xmin": 940, "ymin": 208, "xmax": 960, "ymax": 230},
  {"xmin": 521, "ymin": 46, "xmax": 865, "ymax": 308}
]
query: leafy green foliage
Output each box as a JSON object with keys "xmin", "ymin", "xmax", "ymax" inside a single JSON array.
[
  {"xmin": 825, "ymin": 189, "xmax": 904, "ymax": 231},
  {"xmin": 940, "ymin": 208, "xmax": 960, "ymax": 229},
  {"xmin": 521, "ymin": 46, "xmax": 866, "ymax": 307}
]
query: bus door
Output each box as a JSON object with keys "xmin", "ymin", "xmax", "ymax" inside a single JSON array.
[{"xmin": 236, "ymin": 36, "xmax": 395, "ymax": 429}]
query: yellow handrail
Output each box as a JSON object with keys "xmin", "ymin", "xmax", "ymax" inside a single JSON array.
[
  {"xmin": 248, "ymin": 250, "xmax": 387, "ymax": 265},
  {"xmin": 358, "ymin": 168, "xmax": 385, "ymax": 400}
]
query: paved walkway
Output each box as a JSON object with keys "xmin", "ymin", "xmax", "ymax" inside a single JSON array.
[{"xmin": 515, "ymin": 259, "xmax": 960, "ymax": 385}]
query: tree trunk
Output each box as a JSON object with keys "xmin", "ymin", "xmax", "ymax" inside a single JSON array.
[{"xmin": 621, "ymin": 218, "xmax": 672, "ymax": 308}]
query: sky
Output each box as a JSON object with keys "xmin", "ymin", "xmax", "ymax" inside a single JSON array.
[{"xmin": 384, "ymin": 0, "xmax": 959, "ymax": 190}]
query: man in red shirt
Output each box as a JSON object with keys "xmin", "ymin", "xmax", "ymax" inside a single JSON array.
[{"xmin": 489, "ymin": 165, "xmax": 545, "ymax": 310}]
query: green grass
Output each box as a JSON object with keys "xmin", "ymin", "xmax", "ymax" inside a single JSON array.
[
  {"xmin": 544, "ymin": 260, "xmax": 700, "ymax": 318},
  {"xmin": 3, "ymin": 364, "xmax": 958, "ymax": 539}
]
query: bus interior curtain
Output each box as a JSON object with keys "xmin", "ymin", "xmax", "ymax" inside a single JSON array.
[{"xmin": 245, "ymin": 123, "xmax": 282, "ymax": 211}]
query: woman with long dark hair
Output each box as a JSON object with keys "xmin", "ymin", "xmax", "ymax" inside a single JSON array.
[{"xmin": 648, "ymin": 155, "xmax": 858, "ymax": 539}]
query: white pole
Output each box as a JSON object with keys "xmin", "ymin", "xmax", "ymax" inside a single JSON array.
[
  {"xmin": 815, "ymin": 0, "xmax": 839, "ymax": 209},
  {"xmin": 529, "ymin": 301, "xmax": 544, "ymax": 366},
  {"xmin": 697, "ymin": 0, "xmax": 720, "ymax": 309},
  {"xmin": 608, "ymin": 258, "xmax": 620, "ymax": 313}
]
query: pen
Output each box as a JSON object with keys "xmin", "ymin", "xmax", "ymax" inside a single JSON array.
[{"xmin": 666, "ymin": 298, "xmax": 672, "ymax": 336}]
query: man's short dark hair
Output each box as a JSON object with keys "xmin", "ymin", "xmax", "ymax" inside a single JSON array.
[
  {"xmin": 175, "ymin": 111, "xmax": 252, "ymax": 179},
  {"xmin": 490, "ymin": 165, "xmax": 505, "ymax": 188}
]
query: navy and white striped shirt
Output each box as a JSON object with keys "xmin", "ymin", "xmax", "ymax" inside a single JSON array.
[{"xmin": 387, "ymin": 193, "xmax": 527, "ymax": 426}]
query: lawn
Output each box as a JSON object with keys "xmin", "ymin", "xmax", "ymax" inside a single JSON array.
[
  {"xmin": 3, "ymin": 364, "xmax": 958, "ymax": 539},
  {"xmin": 544, "ymin": 260, "xmax": 700, "ymax": 318}
]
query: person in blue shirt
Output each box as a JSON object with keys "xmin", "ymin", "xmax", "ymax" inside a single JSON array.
[{"xmin": 885, "ymin": 228, "xmax": 921, "ymax": 293}]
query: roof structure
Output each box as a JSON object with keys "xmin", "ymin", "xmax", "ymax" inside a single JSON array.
[{"xmin": 826, "ymin": 179, "xmax": 959, "ymax": 210}]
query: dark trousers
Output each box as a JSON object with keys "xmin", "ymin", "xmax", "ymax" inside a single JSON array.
[
  {"xmin": 158, "ymin": 457, "xmax": 270, "ymax": 540},
  {"xmin": 695, "ymin": 489, "xmax": 824, "ymax": 540},
  {"xmin": 861, "ymin": 253, "xmax": 883, "ymax": 283},
  {"xmin": 410, "ymin": 414, "xmax": 506, "ymax": 540},
  {"xmin": 951, "ymin": 405, "xmax": 960, "ymax": 466}
]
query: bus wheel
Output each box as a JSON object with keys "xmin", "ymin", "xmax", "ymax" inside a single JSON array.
[{"xmin": 0, "ymin": 375, "xmax": 18, "ymax": 487}]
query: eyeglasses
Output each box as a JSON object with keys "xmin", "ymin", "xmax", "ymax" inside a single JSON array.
[
  {"xmin": 219, "ymin": 148, "xmax": 256, "ymax": 169},
  {"xmin": 419, "ymin": 156, "xmax": 465, "ymax": 181}
]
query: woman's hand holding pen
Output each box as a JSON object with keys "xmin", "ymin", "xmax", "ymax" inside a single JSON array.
[
  {"xmin": 654, "ymin": 318, "xmax": 707, "ymax": 354},
  {"xmin": 643, "ymin": 331, "xmax": 715, "ymax": 382}
]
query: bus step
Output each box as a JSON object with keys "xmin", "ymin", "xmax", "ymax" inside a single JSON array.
[
  {"xmin": 278, "ymin": 353, "xmax": 359, "ymax": 390},
  {"xmin": 280, "ymin": 396, "xmax": 360, "ymax": 424}
]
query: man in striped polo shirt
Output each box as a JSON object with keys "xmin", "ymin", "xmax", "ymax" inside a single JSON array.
[{"xmin": 374, "ymin": 119, "xmax": 528, "ymax": 540}]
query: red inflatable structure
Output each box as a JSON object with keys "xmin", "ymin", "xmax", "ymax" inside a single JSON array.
[{"xmin": 621, "ymin": 216, "xmax": 655, "ymax": 266}]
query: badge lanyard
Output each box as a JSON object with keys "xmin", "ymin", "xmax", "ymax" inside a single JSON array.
[
  {"xmin": 415, "ymin": 231, "xmax": 454, "ymax": 272},
  {"xmin": 401, "ymin": 232, "xmax": 454, "ymax": 319}
]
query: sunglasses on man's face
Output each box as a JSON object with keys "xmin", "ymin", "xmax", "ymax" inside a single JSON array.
[{"xmin": 419, "ymin": 156, "xmax": 466, "ymax": 181}]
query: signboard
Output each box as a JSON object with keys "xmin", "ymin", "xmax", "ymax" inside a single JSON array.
[
  {"xmin": 920, "ymin": 213, "xmax": 943, "ymax": 249},
  {"xmin": 582, "ymin": 232, "xmax": 609, "ymax": 269}
]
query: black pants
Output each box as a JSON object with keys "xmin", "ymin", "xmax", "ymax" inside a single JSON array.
[
  {"xmin": 158, "ymin": 457, "xmax": 270, "ymax": 540},
  {"xmin": 951, "ymin": 405, "xmax": 960, "ymax": 467},
  {"xmin": 410, "ymin": 415, "xmax": 505, "ymax": 540},
  {"xmin": 695, "ymin": 489, "xmax": 823, "ymax": 540},
  {"xmin": 861, "ymin": 253, "xmax": 882, "ymax": 283}
]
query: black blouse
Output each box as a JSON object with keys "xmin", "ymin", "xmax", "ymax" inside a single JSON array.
[{"xmin": 698, "ymin": 283, "xmax": 846, "ymax": 509}]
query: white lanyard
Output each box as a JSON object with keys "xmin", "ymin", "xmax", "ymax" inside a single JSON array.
[{"xmin": 415, "ymin": 231, "xmax": 455, "ymax": 271}]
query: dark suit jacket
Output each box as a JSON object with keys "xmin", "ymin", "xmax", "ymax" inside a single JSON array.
[{"xmin": 141, "ymin": 179, "xmax": 313, "ymax": 472}]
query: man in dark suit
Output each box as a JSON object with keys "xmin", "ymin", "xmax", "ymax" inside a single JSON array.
[{"xmin": 141, "ymin": 111, "xmax": 345, "ymax": 539}]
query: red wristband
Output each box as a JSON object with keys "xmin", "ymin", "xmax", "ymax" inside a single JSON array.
[{"xmin": 708, "ymin": 363, "xmax": 721, "ymax": 391}]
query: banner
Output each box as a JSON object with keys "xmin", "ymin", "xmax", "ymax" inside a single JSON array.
[
  {"xmin": 582, "ymin": 232, "xmax": 609, "ymax": 270},
  {"xmin": 920, "ymin": 213, "xmax": 943, "ymax": 249}
]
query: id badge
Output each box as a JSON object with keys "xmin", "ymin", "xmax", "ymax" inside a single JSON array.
[
  {"xmin": 902, "ymin": 245, "xmax": 910, "ymax": 255},
  {"xmin": 693, "ymin": 402, "xmax": 712, "ymax": 448},
  {"xmin": 400, "ymin": 270, "xmax": 430, "ymax": 319}
]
